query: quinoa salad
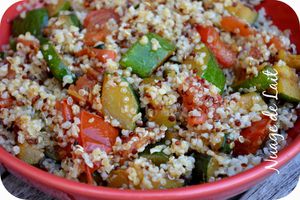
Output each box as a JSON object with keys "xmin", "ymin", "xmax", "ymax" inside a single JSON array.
[{"xmin": 0, "ymin": 0, "xmax": 300, "ymax": 189}]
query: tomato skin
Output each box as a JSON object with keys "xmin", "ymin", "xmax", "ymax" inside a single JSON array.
[
  {"xmin": 180, "ymin": 76, "xmax": 222, "ymax": 127},
  {"xmin": 220, "ymin": 16, "xmax": 255, "ymax": 37},
  {"xmin": 56, "ymin": 99, "xmax": 74, "ymax": 122},
  {"xmin": 196, "ymin": 25, "xmax": 236, "ymax": 68},
  {"xmin": 79, "ymin": 110, "xmax": 119, "ymax": 154},
  {"xmin": 76, "ymin": 48, "xmax": 117, "ymax": 63},
  {"xmin": 0, "ymin": 98, "xmax": 14, "ymax": 109},
  {"xmin": 84, "ymin": 28, "xmax": 109, "ymax": 46},
  {"xmin": 84, "ymin": 9, "xmax": 119, "ymax": 30},
  {"xmin": 233, "ymin": 115, "xmax": 272, "ymax": 155}
]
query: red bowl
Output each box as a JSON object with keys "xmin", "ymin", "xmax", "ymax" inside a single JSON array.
[{"xmin": 1, "ymin": 1, "xmax": 300, "ymax": 200}]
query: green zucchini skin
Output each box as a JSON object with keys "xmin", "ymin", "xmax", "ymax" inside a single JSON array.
[
  {"xmin": 140, "ymin": 152, "xmax": 169, "ymax": 166},
  {"xmin": 233, "ymin": 66, "xmax": 276, "ymax": 92},
  {"xmin": 220, "ymin": 134, "xmax": 232, "ymax": 154},
  {"xmin": 102, "ymin": 74, "xmax": 140, "ymax": 130},
  {"xmin": 192, "ymin": 153, "xmax": 218, "ymax": 183},
  {"xmin": 183, "ymin": 44, "xmax": 226, "ymax": 93},
  {"xmin": 40, "ymin": 39, "xmax": 75, "ymax": 83},
  {"xmin": 120, "ymin": 33, "xmax": 176, "ymax": 78},
  {"xmin": 12, "ymin": 8, "xmax": 49, "ymax": 37},
  {"xmin": 60, "ymin": 14, "xmax": 82, "ymax": 28}
]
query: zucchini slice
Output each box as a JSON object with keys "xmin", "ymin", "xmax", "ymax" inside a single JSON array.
[
  {"xmin": 226, "ymin": 2, "xmax": 258, "ymax": 24},
  {"xmin": 102, "ymin": 74, "xmax": 140, "ymax": 130},
  {"xmin": 46, "ymin": 0, "xmax": 71, "ymax": 17},
  {"xmin": 274, "ymin": 64, "xmax": 300, "ymax": 103},
  {"xmin": 149, "ymin": 107, "xmax": 176, "ymax": 128},
  {"xmin": 40, "ymin": 40, "xmax": 75, "ymax": 83},
  {"xmin": 233, "ymin": 66, "xmax": 276, "ymax": 92},
  {"xmin": 12, "ymin": 8, "xmax": 49, "ymax": 37},
  {"xmin": 192, "ymin": 153, "xmax": 219, "ymax": 183},
  {"xmin": 140, "ymin": 151, "xmax": 169, "ymax": 166},
  {"xmin": 236, "ymin": 92, "xmax": 267, "ymax": 112},
  {"xmin": 120, "ymin": 33, "xmax": 176, "ymax": 78},
  {"xmin": 278, "ymin": 50, "xmax": 300, "ymax": 70},
  {"xmin": 59, "ymin": 14, "xmax": 82, "ymax": 28},
  {"xmin": 183, "ymin": 43, "xmax": 226, "ymax": 93}
]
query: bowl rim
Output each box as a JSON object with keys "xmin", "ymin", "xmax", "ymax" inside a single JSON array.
[
  {"xmin": 0, "ymin": 136, "xmax": 299, "ymax": 199},
  {"xmin": 0, "ymin": 1, "xmax": 300, "ymax": 199}
]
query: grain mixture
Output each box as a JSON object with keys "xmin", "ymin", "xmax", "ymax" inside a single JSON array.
[{"xmin": 0, "ymin": 0, "xmax": 299, "ymax": 189}]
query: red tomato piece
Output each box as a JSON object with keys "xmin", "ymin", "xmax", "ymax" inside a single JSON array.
[
  {"xmin": 76, "ymin": 48, "xmax": 117, "ymax": 63},
  {"xmin": 233, "ymin": 115, "xmax": 272, "ymax": 155},
  {"xmin": 0, "ymin": 97, "xmax": 14, "ymax": 109},
  {"xmin": 79, "ymin": 110, "xmax": 119, "ymax": 153},
  {"xmin": 56, "ymin": 99, "xmax": 74, "ymax": 122},
  {"xmin": 196, "ymin": 25, "xmax": 236, "ymax": 68},
  {"xmin": 268, "ymin": 36, "xmax": 285, "ymax": 50},
  {"xmin": 84, "ymin": 9, "xmax": 119, "ymax": 30}
]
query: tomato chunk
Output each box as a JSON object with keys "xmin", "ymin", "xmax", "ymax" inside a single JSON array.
[
  {"xmin": 79, "ymin": 110, "xmax": 119, "ymax": 153},
  {"xmin": 196, "ymin": 25, "xmax": 236, "ymax": 68},
  {"xmin": 76, "ymin": 48, "xmax": 117, "ymax": 63},
  {"xmin": 55, "ymin": 99, "xmax": 74, "ymax": 122},
  {"xmin": 0, "ymin": 97, "xmax": 14, "ymax": 109},
  {"xmin": 268, "ymin": 36, "xmax": 285, "ymax": 50},
  {"xmin": 84, "ymin": 9, "xmax": 119, "ymax": 30},
  {"xmin": 220, "ymin": 16, "xmax": 255, "ymax": 37},
  {"xmin": 233, "ymin": 115, "xmax": 272, "ymax": 155}
]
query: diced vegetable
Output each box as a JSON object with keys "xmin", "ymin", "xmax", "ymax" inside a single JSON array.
[
  {"xmin": 18, "ymin": 142, "xmax": 44, "ymax": 165},
  {"xmin": 274, "ymin": 64, "xmax": 300, "ymax": 103},
  {"xmin": 59, "ymin": 14, "xmax": 82, "ymax": 28},
  {"xmin": 120, "ymin": 33, "xmax": 176, "ymax": 78},
  {"xmin": 183, "ymin": 43, "xmax": 226, "ymax": 93},
  {"xmin": 233, "ymin": 66, "xmax": 276, "ymax": 92},
  {"xmin": 235, "ymin": 92, "xmax": 267, "ymax": 112},
  {"xmin": 140, "ymin": 152, "xmax": 169, "ymax": 166},
  {"xmin": 80, "ymin": 110, "xmax": 119, "ymax": 153},
  {"xmin": 40, "ymin": 40, "xmax": 75, "ymax": 83},
  {"xmin": 75, "ymin": 48, "xmax": 116, "ymax": 63},
  {"xmin": 55, "ymin": 99, "xmax": 73, "ymax": 121},
  {"xmin": 278, "ymin": 50, "xmax": 300, "ymax": 70},
  {"xmin": 0, "ymin": 97, "xmax": 14, "ymax": 109},
  {"xmin": 46, "ymin": 0, "xmax": 71, "ymax": 17},
  {"xmin": 68, "ymin": 75, "xmax": 97, "ymax": 104},
  {"xmin": 192, "ymin": 153, "xmax": 219, "ymax": 183},
  {"xmin": 226, "ymin": 2, "xmax": 258, "ymax": 24},
  {"xmin": 220, "ymin": 134, "xmax": 232, "ymax": 154},
  {"xmin": 196, "ymin": 25, "xmax": 236, "ymax": 68},
  {"xmin": 140, "ymin": 146, "xmax": 169, "ymax": 166},
  {"xmin": 220, "ymin": 16, "xmax": 255, "ymax": 37},
  {"xmin": 211, "ymin": 134, "xmax": 232, "ymax": 154},
  {"xmin": 0, "ymin": 52, "xmax": 4, "ymax": 59},
  {"xmin": 165, "ymin": 131, "xmax": 181, "ymax": 141},
  {"xmin": 9, "ymin": 38, "xmax": 17, "ymax": 51},
  {"xmin": 268, "ymin": 36, "xmax": 285, "ymax": 50},
  {"xmin": 12, "ymin": 8, "xmax": 49, "ymax": 37},
  {"xmin": 102, "ymin": 74, "xmax": 140, "ymax": 130},
  {"xmin": 149, "ymin": 107, "xmax": 176, "ymax": 128},
  {"xmin": 84, "ymin": 9, "xmax": 119, "ymax": 30},
  {"xmin": 107, "ymin": 169, "xmax": 130, "ymax": 188},
  {"xmin": 233, "ymin": 115, "xmax": 271, "ymax": 155},
  {"xmin": 84, "ymin": 28, "xmax": 109, "ymax": 46}
]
